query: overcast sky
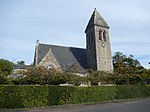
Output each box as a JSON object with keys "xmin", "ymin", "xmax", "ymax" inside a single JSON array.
[{"xmin": 0, "ymin": 0, "xmax": 150, "ymax": 68}]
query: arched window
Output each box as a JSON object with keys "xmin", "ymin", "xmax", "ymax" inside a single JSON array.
[
  {"xmin": 103, "ymin": 31, "xmax": 107, "ymax": 42},
  {"xmin": 47, "ymin": 64, "xmax": 55, "ymax": 69},
  {"xmin": 99, "ymin": 29, "xmax": 102, "ymax": 41}
]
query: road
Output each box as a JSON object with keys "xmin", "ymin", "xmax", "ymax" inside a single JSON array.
[{"xmin": 1, "ymin": 98, "xmax": 150, "ymax": 112}]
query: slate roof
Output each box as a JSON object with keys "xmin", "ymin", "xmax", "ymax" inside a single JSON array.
[
  {"xmin": 36, "ymin": 43, "xmax": 87, "ymax": 69},
  {"xmin": 85, "ymin": 8, "xmax": 109, "ymax": 33},
  {"xmin": 13, "ymin": 64, "xmax": 29, "ymax": 69}
]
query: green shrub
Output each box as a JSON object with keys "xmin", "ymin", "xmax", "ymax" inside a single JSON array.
[
  {"xmin": 0, "ymin": 59, "xmax": 13, "ymax": 76},
  {"xmin": 67, "ymin": 86, "xmax": 116, "ymax": 104},
  {"xmin": 0, "ymin": 75, "xmax": 7, "ymax": 84},
  {"xmin": 14, "ymin": 66, "xmax": 73, "ymax": 85},
  {"xmin": 0, "ymin": 86, "xmax": 5, "ymax": 108},
  {"xmin": 0, "ymin": 85, "xmax": 49, "ymax": 108},
  {"xmin": 115, "ymin": 85, "xmax": 150, "ymax": 99},
  {"xmin": 0, "ymin": 85, "xmax": 150, "ymax": 109},
  {"xmin": 48, "ymin": 86, "xmax": 76, "ymax": 105}
]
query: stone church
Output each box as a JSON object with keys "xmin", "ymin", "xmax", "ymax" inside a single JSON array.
[{"xmin": 33, "ymin": 9, "xmax": 113, "ymax": 73}]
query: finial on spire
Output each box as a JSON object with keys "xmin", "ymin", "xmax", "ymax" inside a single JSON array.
[{"xmin": 36, "ymin": 39, "xmax": 39, "ymax": 46}]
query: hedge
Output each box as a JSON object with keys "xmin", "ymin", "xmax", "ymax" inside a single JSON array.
[{"xmin": 0, "ymin": 85, "xmax": 150, "ymax": 108}]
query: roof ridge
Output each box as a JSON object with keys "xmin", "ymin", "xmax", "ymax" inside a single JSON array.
[{"xmin": 39, "ymin": 43, "xmax": 86, "ymax": 50}]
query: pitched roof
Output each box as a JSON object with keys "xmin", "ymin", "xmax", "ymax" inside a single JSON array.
[
  {"xmin": 85, "ymin": 8, "xmax": 109, "ymax": 33},
  {"xmin": 13, "ymin": 64, "xmax": 29, "ymax": 69},
  {"xmin": 36, "ymin": 43, "xmax": 87, "ymax": 69}
]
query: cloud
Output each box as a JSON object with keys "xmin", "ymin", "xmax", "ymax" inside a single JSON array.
[{"xmin": 0, "ymin": 0, "xmax": 150, "ymax": 68}]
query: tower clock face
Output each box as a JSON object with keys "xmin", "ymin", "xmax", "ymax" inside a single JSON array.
[{"xmin": 101, "ymin": 41, "xmax": 105, "ymax": 48}]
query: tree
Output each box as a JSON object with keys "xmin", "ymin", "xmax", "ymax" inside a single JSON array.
[
  {"xmin": 88, "ymin": 71, "xmax": 114, "ymax": 85},
  {"xmin": 15, "ymin": 66, "xmax": 70, "ymax": 85},
  {"xmin": 111, "ymin": 52, "xmax": 148, "ymax": 84},
  {"xmin": 113, "ymin": 52, "xmax": 143, "ymax": 74},
  {"xmin": 0, "ymin": 59, "xmax": 13, "ymax": 77},
  {"xmin": 113, "ymin": 51, "xmax": 126, "ymax": 64},
  {"xmin": 18, "ymin": 66, "xmax": 54, "ymax": 85}
]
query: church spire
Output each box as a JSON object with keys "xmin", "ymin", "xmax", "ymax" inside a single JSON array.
[
  {"xmin": 85, "ymin": 8, "xmax": 109, "ymax": 33},
  {"xmin": 85, "ymin": 9, "xmax": 113, "ymax": 72}
]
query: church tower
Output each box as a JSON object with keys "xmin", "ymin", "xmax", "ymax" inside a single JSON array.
[{"xmin": 85, "ymin": 8, "xmax": 113, "ymax": 72}]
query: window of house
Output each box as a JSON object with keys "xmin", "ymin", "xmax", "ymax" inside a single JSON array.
[
  {"xmin": 104, "ymin": 61, "xmax": 106, "ymax": 65},
  {"xmin": 110, "ymin": 65, "xmax": 111, "ymax": 69},
  {"xmin": 103, "ymin": 31, "xmax": 107, "ymax": 42},
  {"xmin": 99, "ymin": 29, "xmax": 102, "ymax": 41}
]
